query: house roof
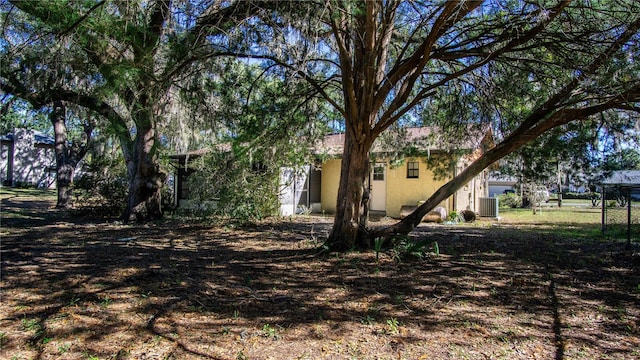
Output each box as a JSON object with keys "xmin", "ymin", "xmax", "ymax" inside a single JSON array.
[
  {"xmin": 488, "ymin": 174, "xmax": 517, "ymax": 185},
  {"xmin": 1, "ymin": 131, "xmax": 55, "ymax": 146},
  {"xmin": 169, "ymin": 147, "xmax": 213, "ymax": 160},
  {"xmin": 314, "ymin": 127, "xmax": 492, "ymax": 156},
  {"xmin": 601, "ymin": 170, "xmax": 640, "ymax": 189},
  {"xmin": 168, "ymin": 127, "xmax": 493, "ymax": 162},
  {"xmin": 168, "ymin": 143, "xmax": 232, "ymax": 163},
  {"xmin": 35, "ymin": 132, "xmax": 55, "ymax": 146}
]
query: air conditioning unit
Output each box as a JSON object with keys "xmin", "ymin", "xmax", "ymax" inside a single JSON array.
[{"xmin": 479, "ymin": 197, "xmax": 499, "ymax": 218}]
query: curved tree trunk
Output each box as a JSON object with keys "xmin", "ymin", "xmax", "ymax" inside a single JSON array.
[
  {"xmin": 122, "ymin": 121, "xmax": 166, "ymax": 222},
  {"xmin": 326, "ymin": 131, "xmax": 373, "ymax": 251},
  {"xmin": 370, "ymin": 100, "xmax": 626, "ymax": 240},
  {"xmin": 371, "ymin": 152, "xmax": 498, "ymax": 240}
]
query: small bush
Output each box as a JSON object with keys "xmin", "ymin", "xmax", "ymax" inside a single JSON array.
[
  {"xmin": 497, "ymin": 193, "xmax": 521, "ymax": 208},
  {"xmin": 74, "ymin": 159, "xmax": 128, "ymax": 216},
  {"xmin": 447, "ymin": 211, "xmax": 463, "ymax": 223},
  {"xmin": 187, "ymin": 150, "xmax": 281, "ymax": 224},
  {"xmin": 561, "ymin": 192, "xmax": 592, "ymax": 200}
]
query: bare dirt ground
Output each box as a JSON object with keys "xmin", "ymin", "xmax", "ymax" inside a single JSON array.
[{"xmin": 1, "ymin": 193, "xmax": 639, "ymax": 359}]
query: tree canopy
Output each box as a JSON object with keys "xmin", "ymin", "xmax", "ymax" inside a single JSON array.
[{"xmin": 1, "ymin": 0, "xmax": 290, "ymax": 221}]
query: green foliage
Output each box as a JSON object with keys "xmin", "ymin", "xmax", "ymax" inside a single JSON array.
[
  {"xmin": 21, "ymin": 318, "xmax": 41, "ymax": 332},
  {"xmin": 589, "ymin": 192, "xmax": 602, "ymax": 207},
  {"xmin": 74, "ymin": 156, "xmax": 128, "ymax": 216},
  {"xmin": 0, "ymin": 97, "xmax": 51, "ymax": 135},
  {"xmin": 184, "ymin": 62, "xmax": 327, "ymax": 223},
  {"xmin": 392, "ymin": 237, "xmax": 438, "ymax": 260},
  {"xmin": 497, "ymin": 193, "xmax": 521, "ymax": 209},
  {"xmin": 261, "ymin": 323, "xmax": 279, "ymax": 339},
  {"xmin": 359, "ymin": 314, "xmax": 375, "ymax": 325},
  {"xmin": 373, "ymin": 237, "xmax": 385, "ymax": 262},
  {"xmin": 187, "ymin": 148, "xmax": 281, "ymax": 222},
  {"xmin": 603, "ymin": 148, "xmax": 640, "ymax": 173},
  {"xmin": 562, "ymin": 192, "xmax": 593, "ymax": 200},
  {"xmin": 385, "ymin": 317, "xmax": 400, "ymax": 335},
  {"xmin": 447, "ymin": 211, "xmax": 463, "ymax": 223}
]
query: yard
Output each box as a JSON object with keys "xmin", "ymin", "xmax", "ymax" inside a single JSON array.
[{"xmin": 1, "ymin": 188, "xmax": 639, "ymax": 359}]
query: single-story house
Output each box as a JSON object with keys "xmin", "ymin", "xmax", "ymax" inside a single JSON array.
[
  {"xmin": 282, "ymin": 127, "xmax": 493, "ymax": 218},
  {"xmin": 1, "ymin": 128, "xmax": 56, "ymax": 188},
  {"xmin": 170, "ymin": 127, "xmax": 492, "ymax": 218}
]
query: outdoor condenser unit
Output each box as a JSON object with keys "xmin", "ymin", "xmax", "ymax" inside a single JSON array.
[{"xmin": 479, "ymin": 197, "xmax": 499, "ymax": 218}]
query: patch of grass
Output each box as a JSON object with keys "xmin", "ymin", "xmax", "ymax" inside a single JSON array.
[
  {"xmin": 499, "ymin": 206, "xmax": 601, "ymax": 225},
  {"xmin": 83, "ymin": 352, "xmax": 100, "ymax": 360},
  {"xmin": 373, "ymin": 237, "xmax": 385, "ymax": 262},
  {"xmin": 0, "ymin": 187, "xmax": 56, "ymax": 200},
  {"xmin": 359, "ymin": 315, "xmax": 375, "ymax": 325},
  {"xmin": 21, "ymin": 318, "xmax": 41, "ymax": 332},
  {"xmin": 0, "ymin": 332, "xmax": 7, "ymax": 348},
  {"xmin": 68, "ymin": 297, "xmax": 81, "ymax": 306},
  {"xmin": 386, "ymin": 317, "xmax": 400, "ymax": 335},
  {"xmin": 58, "ymin": 343, "xmax": 71, "ymax": 354},
  {"xmin": 99, "ymin": 295, "xmax": 112, "ymax": 307},
  {"xmin": 261, "ymin": 323, "xmax": 279, "ymax": 339}
]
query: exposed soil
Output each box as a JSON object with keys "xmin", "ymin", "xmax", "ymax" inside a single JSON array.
[{"xmin": 1, "ymin": 194, "xmax": 639, "ymax": 359}]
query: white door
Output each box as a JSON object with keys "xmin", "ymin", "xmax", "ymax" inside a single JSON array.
[
  {"xmin": 279, "ymin": 166, "xmax": 310, "ymax": 216},
  {"xmin": 370, "ymin": 162, "xmax": 386, "ymax": 211}
]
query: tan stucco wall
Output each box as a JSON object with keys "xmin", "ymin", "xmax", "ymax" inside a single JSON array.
[
  {"xmin": 385, "ymin": 158, "xmax": 451, "ymax": 218},
  {"xmin": 319, "ymin": 156, "xmax": 488, "ymax": 218},
  {"xmin": 320, "ymin": 157, "xmax": 452, "ymax": 217},
  {"xmin": 320, "ymin": 158, "xmax": 341, "ymax": 213}
]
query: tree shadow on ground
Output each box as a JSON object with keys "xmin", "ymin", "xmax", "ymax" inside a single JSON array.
[{"xmin": 1, "ymin": 201, "xmax": 639, "ymax": 359}]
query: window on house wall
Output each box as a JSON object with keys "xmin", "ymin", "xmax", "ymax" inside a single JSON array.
[
  {"xmin": 373, "ymin": 162, "xmax": 385, "ymax": 181},
  {"xmin": 407, "ymin": 161, "xmax": 419, "ymax": 179}
]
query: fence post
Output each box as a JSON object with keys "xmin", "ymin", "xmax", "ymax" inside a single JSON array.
[
  {"xmin": 627, "ymin": 188, "xmax": 632, "ymax": 248},
  {"xmin": 601, "ymin": 187, "xmax": 606, "ymax": 233}
]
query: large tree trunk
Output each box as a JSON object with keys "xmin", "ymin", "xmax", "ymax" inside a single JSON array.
[
  {"xmin": 50, "ymin": 100, "xmax": 92, "ymax": 209},
  {"xmin": 50, "ymin": 101, "xmax": 73, "ymax": 208},
  {"xmin": 326, "ymin": 131, "xmax": 373, "ymax": 251},
  {"xmin": 122, "ymin": 121, "xmax": 165, "ymax": 222}
]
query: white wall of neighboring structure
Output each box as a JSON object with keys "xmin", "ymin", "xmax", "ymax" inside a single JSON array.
[
  {"xmin": 0, "ymin": 129, "xmax": 56, "ymax": 188},
  {"xmin": 0, "ymin": 139, "xmax": 12, "ymax": 185},
  {"xmin": 488, "ymin": 175, "xmax": 517, "ymax": 197}
]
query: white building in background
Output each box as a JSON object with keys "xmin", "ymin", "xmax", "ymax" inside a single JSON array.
[
  {"xmin": 488, "ymin": 174, "xmax": 517, "ymax": 197},
  {"xmin": 1, "ymin": 128, "xmax": 56, "ymax": 188}
]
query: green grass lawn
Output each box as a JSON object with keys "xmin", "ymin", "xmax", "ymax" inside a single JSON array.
[
  {"xmin": 497, "ymin": 202, "xmax": 640, "ymax": 242},
  {"xmin": 0, "ymin": 186, "xmax": 57, "ymax": 201},
  {"xmin": 498, "ymin": 206, "xmax": 602, "ymax": 225}
]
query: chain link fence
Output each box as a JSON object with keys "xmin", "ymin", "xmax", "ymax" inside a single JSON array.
[{"xmin": 601, "ymin": 187, "xmax": 640, "ymax": 243}]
